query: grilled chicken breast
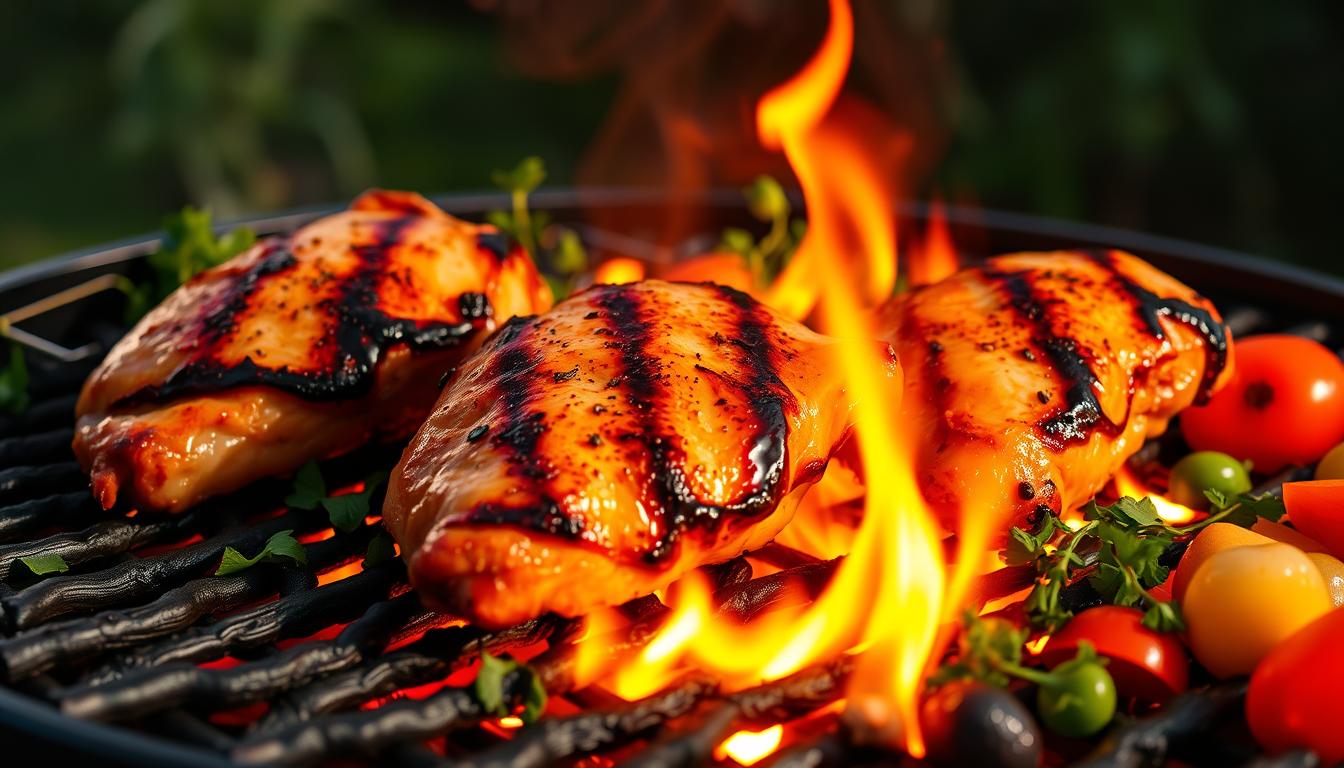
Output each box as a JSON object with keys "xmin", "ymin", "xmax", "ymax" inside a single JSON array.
[
  {"xmin": 384, "ymin": 280, "xmax": 884, "ymax": 628},
  {"xmin": 878, "ymin": 249, "xmax": 1229, "ymax": 533},
  {"xmin": 75, "ymin": 190, "xmax": 551, "ymax": 513}
]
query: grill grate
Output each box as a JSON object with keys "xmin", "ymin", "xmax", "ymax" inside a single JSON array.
[{"xmin": 1, "ymin": 197, "xmax": 1338, "ymax": 767}]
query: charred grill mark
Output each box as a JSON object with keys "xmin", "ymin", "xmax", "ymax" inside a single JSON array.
[
  {"xmin": 989, "ymin": 270, "xmax": 1123, "ymax": 450},
  {"xmin": 1088, "ymin": 251, "xmax": 1229, "ymax": 403},
  {"xmin": 116, "ymin": 216, "xmax": 490, "ymax": 407}
]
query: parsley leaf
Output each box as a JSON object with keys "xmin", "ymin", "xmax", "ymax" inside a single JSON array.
[
  {"xmin": 321, "ymin": 471, "xmax": 388, "ymax": 533},
  {"xmin": 1086, "ymin": 496, "xmax": 1162, "ymax": 529},
  {"xmin": 285, "ymin": 461, "xmax": 327, "ymax": 510},
  {"xmin": 1217, "ymin": 492, "xmax": 1287, "ymax": 528},
  {"xmin": 363, "ymin": 534, "xmax": 397, "ymax": 569},
  {"xmin": 0, "ymin": 344, "xmax": 30, "ymax": 415},
  {"xmin": 487, "ymin": 157, "xmax": 588, "ymax": 300},
  {"xmin": 1006, "ymin": 515, "xmax": 1061, "ymax": 566},
  {"xmin": 929, "ymin": 612, "xmax": 1029, "ymax": 688},
  {"xmin": 1142, "ymin": 600, "xmax": 1186, "ymax": 633},
  {"xmin": 215, "ymin": 530, "xmax": 307, "ymax": 576},
  {"xmin": 474, "ymin": 652, "xmax": 548, "ymax": 724},
  {"xmin": 120, "ymin": 207, "xmax": 255, "ymax": 321},
  {"xmin": 19, "ymin": 553, "xmax": 68, "ymax": 576}
]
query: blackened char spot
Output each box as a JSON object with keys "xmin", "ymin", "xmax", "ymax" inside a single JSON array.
[
  {"xmin": 467, "ymin": 500, "xmax": 585, "ymax": 539},
  {"xmin": 458, "ymin": 292, "xmax": 492, "ymax": 320},
  {"xmin": 476, "ymin": 231, "xmax": 513, "ymax": 261},
  {"xmin": 117, "ymin": 215, "xmax": 486, "ymax": 406},
  {"xmin": 990, "ymin": 270, "xmax": 1123, "ymax": 450},
  {"xmin": 1087, "ymin": 251, "xmax": 1229, "ymax": 403}
]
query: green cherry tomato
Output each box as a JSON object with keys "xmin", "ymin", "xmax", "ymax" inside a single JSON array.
[
  {"xmin": 1168, "ymin": 451, "xmax": 1252, "ymax": 510},
  {"xmin": 1036, "ymin": 658, "xmax": 1117, "ymax": 738}
]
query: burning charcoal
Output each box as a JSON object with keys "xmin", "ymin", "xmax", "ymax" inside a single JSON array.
[{"xmin": 919, "ymin": 681, "xmax": 1042, "ymax": 768}]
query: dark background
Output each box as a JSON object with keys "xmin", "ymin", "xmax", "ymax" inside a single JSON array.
[{"xmin": 1, "ymin": 0, "xmax": 1340, "ymax": 274}]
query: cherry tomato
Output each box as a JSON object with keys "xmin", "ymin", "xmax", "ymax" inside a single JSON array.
[
  {"xmin": 1168, "ymin": 451, "xmax": 1251, "ymax": 510},
  {"xmin": 1314, "ymin": 442, "xmax": 1344, "ymax": 480},
  {"xmin": 1181, "ymin": 335, "xmax": 1344, "ymax": 472},
  {"xmin": 1306, "ymin": 552, "xmax": 1344, "ymax": 607},
  {"xmin": 1183, "ymin": 542, "xmax": 1332, "ymax": 678},
  {"xmin": 661, "ymin": 253, "xmax": 758, "ymax": 296},
  {"xmin": 1247, "ymin": 607, "xmax": 1344, "ymax": 763},
  {"xmin": 1036, "ymin": 656, "xmax": 1116, "ymax": 738},
  {"xmin": 1037, "ymin": 606, "xmax": 1188, "ymax": 702},
  {"xmin": 1172, "ymin": 521, "xmax": 1272, "ymax": 602},
  {"xmin": 1283, "ymin": 479, "xmax": 1344, "ymax": 559}
]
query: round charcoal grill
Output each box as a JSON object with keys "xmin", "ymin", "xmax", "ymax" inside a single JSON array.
[{"xmin": 0, "ymin": 190, "xmax": 1340, "ymax": 768}]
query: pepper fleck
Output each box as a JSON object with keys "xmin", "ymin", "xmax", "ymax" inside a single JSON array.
[{"xmin": 467, "ymin": 424, "xmax": 489, "ymax": 442}]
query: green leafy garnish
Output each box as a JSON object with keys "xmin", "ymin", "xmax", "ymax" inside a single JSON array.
[
  {"xmin": 928, "ymin": 612, "xmax": 1029, "ymax": 688},
  {"xmin": 215, "ymin": 529, "xmax": 307, "ymax": 576},
  {"xmin": 362, "ymin": 534, "xmax": 397, "ymax": 569},
  {"xmin": 118, "ymin": 206, "xmax": 255, "ymax": 321},
  {"xmin": 718, "ymin": 175, "xmax": 805, "ymax": 288},
  {"xmin": 19, "ymin": 553, "xmax": 69, "ymax": 576},
  {"xmin": 487, "ymin": 157, "xmax": 588, "ymax": 300},
  {"xmin": 322, "ymin": 471, "xmax": 388, "ymax": 533},
  {"xmin": 284, "ymin": 461, "xmax": 328, "ymax": 510},
  {"xmin": 0, "ymin": 343, "xmax": 30, "ymax": 415},
  {"xmin": 1015, "ymin": 488, "xmax": 1288, "ymax": 634},
  {"xmin": 284, "ymin": 461, "xmax": 388, "ymax": 533},
  {"xmin": 473, "ymin": 652, "xmax": 548, "ymax": 724}
]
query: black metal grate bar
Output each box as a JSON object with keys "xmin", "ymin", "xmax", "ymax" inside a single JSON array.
[
  {"xmin": 0, "ymin": 505, "xmax": 318, "ymax": 632},
  {"xmin": 0, "ymin": 492, "xmax": 110, "ymax": 543},
  {"xmin": 0, "ymin": 428, "xmax": 73, "ymax": 467},
  {"xmin": 0, "ymin": 526, "xmax": 383, "ymax": 681},
  {"xmin": 58, "ymin": 591, "xmax": 433, "ymax": 721},
  {"xmin": 0, "ymin": 461, "xmax": 86, "ymax": 506},
  {"xmin": 0, "ymin": 511, "xmax": 202, "ymax": 581}
]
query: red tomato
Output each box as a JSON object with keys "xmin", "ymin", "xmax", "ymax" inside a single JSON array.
[
  {"xmin": 1182, "ymin": 335, "xmax": 1344, "ymax": 472},
  {"xmin": 662, "ymin": 253, "xmax": 758, "ymax": 296},
  {"xmin": 1283, "ymin": 479, "xmax": 1344, "ymax": 559},
  {"xmin": 1036, "ymin": 605, "xmax": 1188, "ymax": 702},
  {"xmin": 1247, "ymin": 607, "xmax": 1344, "ymax": 763}
]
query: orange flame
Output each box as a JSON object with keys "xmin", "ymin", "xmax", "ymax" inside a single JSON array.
[
  {"xmin": 575, "ymin": 0, "xmax": 993, "ymax": 756},
  {"xmin": 906, "ymin": 197, "xmax": 958, "ymax": 286},
  {"xmin": 1114, "ymin": 466, "xmax": 1198, "ymax": 524}
]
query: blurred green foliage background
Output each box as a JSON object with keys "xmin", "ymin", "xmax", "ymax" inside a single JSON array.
[{"xmin": 0, "ymin": 1, "xmax": 1339, "ymax": 274}]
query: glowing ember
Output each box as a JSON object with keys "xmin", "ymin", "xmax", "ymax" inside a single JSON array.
[
  {"xmin": 717, "ymin": 725, "xmax": 784, "ymax": 766},
  {"xmin": 1114, "ymin": 466, "xmax": 1199, "ymax": 524},
  {"xmin": 593, "ymin": 257, "xmax": 646, "ymax": 285},
  {"xmin": 497, "ymin": 716, "xmax": 525, "ymax": 729}
]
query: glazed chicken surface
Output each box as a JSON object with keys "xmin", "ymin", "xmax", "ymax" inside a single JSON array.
[
  {"xmin": 75, "ymin": 190, "xmax": 551, "ymax": 513},
  {"xmin": 878, "ymin": 249, "xmax": 1230, "ymax": 534},
  {"xmin": 384, "ymin": 280, "xmax": 884, "ymax": 628}
]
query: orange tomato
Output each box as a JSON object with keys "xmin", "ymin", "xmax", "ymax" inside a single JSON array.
[
  {"xmin": 1181, "ymin": 336, "xmax": 1344, "ymax": 472},
  {"xmin": 1283, "ymin": 479, "xmax": 1344, "ymax": 559}
]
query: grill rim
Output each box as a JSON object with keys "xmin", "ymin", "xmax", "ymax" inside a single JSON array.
[{"xmin": 3, "ymin": 187, "xmax": 1343, "ymax": 766}]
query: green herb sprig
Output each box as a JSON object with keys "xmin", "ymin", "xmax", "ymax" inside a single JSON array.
[
  {"xmin": 0, "ymin": 343, "xmax": 30, "ymax": 415},
  {"xmin": 719, "ymin": 175, "xmax": 806, "ymax": 288},
  {"xmin": 215, "ymin": 530, "xmax": 307, "ymax": 576},
  {"xmin": 1014, "ymin": 491, "xmax": 1285, "ymax": 633},
  {"xmin": 118, "ymin": 207, "xmax": 256, "ymax": 321},
  {"xmin": 930, "ymin": 611, "xmax": 1106, "ymax": 690},
  {"xmin": 473, "ymin": 652, "xmax": 548, "ymax": 724},
  {"xmin": 285, "ymin": 460, "xmax": 389, "ymax": 533},
  {"xmin": 487, "ymin": 157, "xmax": 588, "ymax": 300}
]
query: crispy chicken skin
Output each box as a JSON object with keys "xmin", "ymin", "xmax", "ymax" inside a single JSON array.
[
  {"xmin": 384, "ymin": 280, "xmax": 884, "ymax": 628},
  {"xmin": 878, "ymin": 249, "xmax": 1229, "ymax": 533},
  {"xmin": 75, "ymin": 190, "xmax": 551, "ymax": 513}
]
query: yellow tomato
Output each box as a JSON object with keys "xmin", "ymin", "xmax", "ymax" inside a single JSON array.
[
  {"xmin": 1172, "ymin": 522, "xmax": 1272, "ymax": 602},
  {"xmin": 1315, "ymin": 441, "xmax": 1344, "ymax": 480},
  {"xmin": 1183, "ymin": 543, "xmax": 1333, "ymax": 678},
  {"xmin": 1306, "ymin": 552, "xmax": 1344, "ymax": 607}
]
